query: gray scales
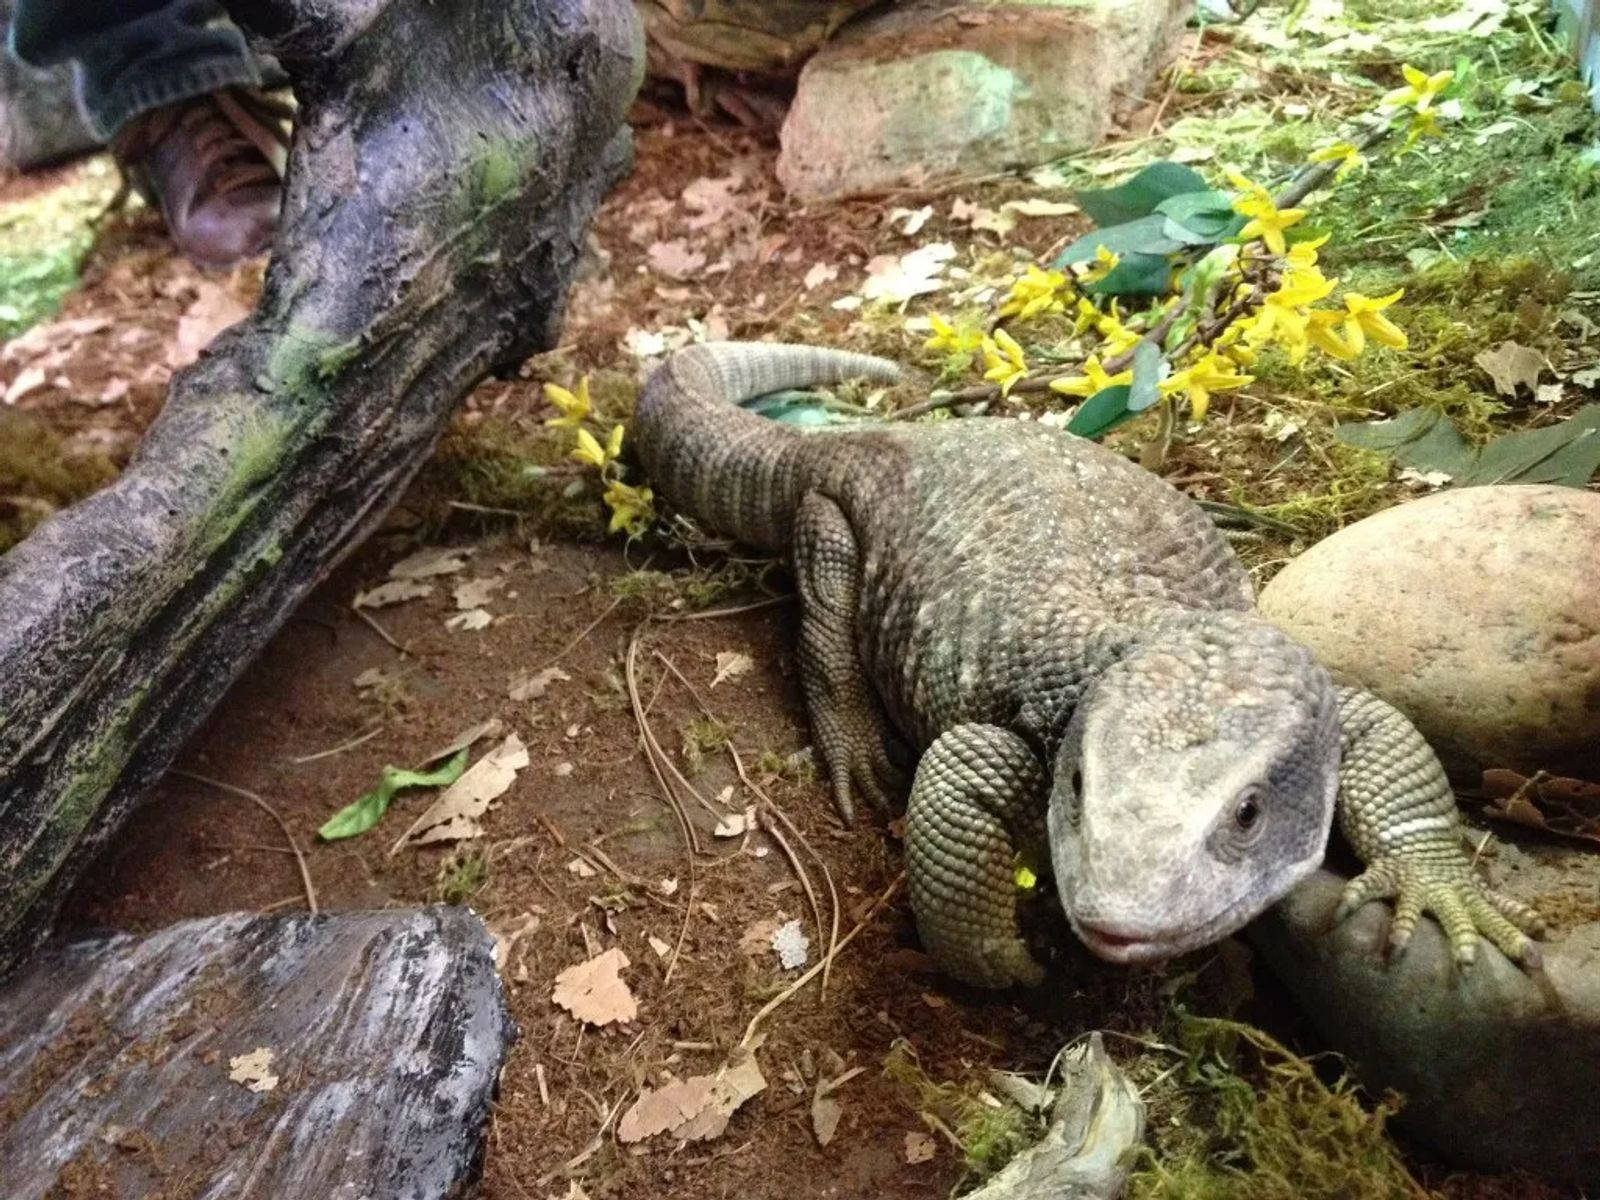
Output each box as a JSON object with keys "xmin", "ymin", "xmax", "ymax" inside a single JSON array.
[{"xmin": 635, "ymin": 341, "xmax": 1545, "ymax": 987}]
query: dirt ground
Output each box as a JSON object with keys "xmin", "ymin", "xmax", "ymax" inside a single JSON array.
[{"xmin": 1, "ymin": 57, "xmax": 1586, "ymax": 1200}]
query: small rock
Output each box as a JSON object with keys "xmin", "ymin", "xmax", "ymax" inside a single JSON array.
[
  {"xmin": 1258, "ymin": 485, "xmax": 1600, "ymax": 780},
  {"xmin": 0, "ymin": 908, "xmax": 510, "ymax": 1199},
  {"xmin": 777, "ymin": 0, "xmax": 1191, "ymax": 201}
]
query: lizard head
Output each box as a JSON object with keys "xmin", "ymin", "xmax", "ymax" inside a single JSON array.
[{"xmin": 1047, "ymin": 614, "xmax": 1339, "ymax": 964}]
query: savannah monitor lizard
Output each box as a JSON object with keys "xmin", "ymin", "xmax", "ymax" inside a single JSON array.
[{"xmin": 634, "ymin": 341, "xmax": 1545, "ymax": 987}]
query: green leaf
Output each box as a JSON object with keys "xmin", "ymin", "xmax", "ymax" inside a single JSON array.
[
  {"xmin": 1335, "ymin": 405, "xmax": 1600, "ymax": 488},
  {"xmin": 1066, "ymin": 385, "xmax": 1136, "ymax": 439},
  {"xmin": 1085, "ymin": 252, "xmax": 1174, "ymax": 298},
  {"xmin": 1335, "ymin": 408, "xmax": 1475, "ymax": 478},
  {"xmin": 317, "ymin": 747, "xmax": 470, "ymax": 841},
  {"xmin": 1129, "ymin": 341, "xmax": 1165, "ymax": 413},
  {"xmin": 1161, "ymin": 217, "xmax": 1219, "ymax": 246},
  {"xmin": 1154, "ymin": 189, "xmax": 1246, "ymax": 240},
  {"xmin": 1076, "ymin": 162, "xmax": 1211, "ymax": 227},
  {"xmin": 1053, "ymin": 215, "xmax": 1185, "ymax": 268}
]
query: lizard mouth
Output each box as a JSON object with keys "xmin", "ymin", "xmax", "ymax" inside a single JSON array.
[{"xmin": 1074, "ymin": 923, "xmax": 1176, "ymax": 963}]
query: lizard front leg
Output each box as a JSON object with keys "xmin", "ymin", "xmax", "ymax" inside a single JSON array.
[
  {"xmin": 906, "ymin": 724, "xmax": 1048, "ymax": 988},
  {"xmin": 793, "ymin": 491, "xmax": 907, "ymax": 824},
  {"xmin": 1334, "ymin": 687, "xmax": 1546, "ymax": 967}
]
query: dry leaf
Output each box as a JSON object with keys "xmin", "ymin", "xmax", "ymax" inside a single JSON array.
[
  {"xmin": 403, "ymin": 733, "xmax": 529, "ymax": 846},
  {"xmin": 890, "ymin": 205, "xmax": 934, "ymax": 235},
  {"xmin": 353, "ymin": 579, "xmax": 434, "ymax": 609},
  {"xmin": 4, "ymin": 365, "xmax": 46, "ymax": 404},
  {"xmin": 452, "ymin": 576, "xmax": 504, "ymax": 610},
  {"xmin": 422, "ymin": 717, "xmax": 506, "ymax": 765},
  {"xmin": 904, "ymin": 1131, "xmax": 937, "ymax": 1163},
  {"xmin": 969, "ymin": 207, "xmax": 1018, "ymax": 238},
  {"xmin": 552, "ymin": 947, "xmax": 638, "ymax": 1026},
  {"xmin": 860, "ymin": 243, "xmax": 957, "ymax": 304},
  {"xmin": 509, "ymin": 665, "xmax": 571, "ymax": 701},
  {"xmin": 227, "ymin": 1047, "xmax": 279, "ymax": 1092},
  {"xmin": 169, "ymin": 282, "xmax": 251, "ymax": 370},
  {"xmin": 714, "ymin": 808, "xmax": 753, "ymax": 839},
  {"xmin": 811, "ymin": 1088, "xmax": 842, "ymax": 1146},
  {"xmin": 389, "ymin": 546, "xmax": 473, "ymax": 579},
  {"xmin": 711, "ymin": 650, "xmax": 753, "ymax": 687},
  {"xmin": 489, "ymin": 911, "xmax": 540, "ymax": 971},
  {"xmin": 648, "ymin": 934, "xmax": 672, "ymax": 958},
  {"xmin": 1475, "ymin": 340, "xmax": 1546, "ymax": 395},
  {"xmin": 803, "ymin": 262, "xmax": 839, "ymax": 290},
  {"xmin": 739, "ymin": 917, "xmax": 785, "ymax": 956},
  {"xmin": 618, "ymin": 1051, "xmax": 766, "ymax": 1143},
  {"xmin": 647, "ymin": 239, "xmax": 707, "ymax": 280},
  {"xmin": 682, "ymin": 174, "xmax": 743, "ymax": 230},
  {"xmin": 1481, "ymin": 768, "xmax": 1600, "ymax": 845},
  {"xmin": 567, "ymin": 856, "xmax": 597, "ymax": 878},
  {"xmin": 1002, "ymin": 197, "xmax": 1081, "ymax": 218},
  {"xmin": 446, "ymin": 609, "xmax": 493, "ymax": 632},
  {"xmin": 1535, "ymin": 382, "xmax": 1565, "ymax": 405},
  {"xmin": 1, "ymin": 315, "xmax": 109, "ymax": 364}
]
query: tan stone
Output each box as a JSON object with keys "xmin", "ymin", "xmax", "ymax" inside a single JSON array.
[
  {"xmin": 1258, "ymin": 484, "xmax": 1600, "ymax": 779},
  {"xmin": 777, "ymin": 0, "xmax": 1193, "ymax": 201}
]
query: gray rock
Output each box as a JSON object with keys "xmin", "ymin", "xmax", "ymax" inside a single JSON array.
[
  {"xmin": 1258, "ymin": 484, "xmax": 1600, "ymax": 781},
  {"xmin": 1250, "ymin": 862, "xmax": 1600, "ymax": 1186},
  {"xmin": 776, "ymin": 0, "xmax": 1193, "ymax": 201},
  {"xmin": 0, "ymin": 907, "xmax": 512, "ymax": 1199}
]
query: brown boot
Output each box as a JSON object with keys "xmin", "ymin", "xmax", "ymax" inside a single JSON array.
[{"xmin": 110, "ymin": 88, "xmax": 292, "ymax": 271}]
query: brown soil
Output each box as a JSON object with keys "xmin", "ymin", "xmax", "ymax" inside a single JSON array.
[{"xmin": 1, "ymin": 96, "xmax": 1577, "ymax": 1200}]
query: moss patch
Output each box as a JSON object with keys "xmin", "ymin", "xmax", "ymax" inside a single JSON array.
[{"xmin": 0, "ymin": 411, "xmax": 117, "ymax": 553}]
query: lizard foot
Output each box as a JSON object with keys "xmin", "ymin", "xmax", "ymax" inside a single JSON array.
[
  {"xmin": 820, "ymin": 725, "xmax": 907, "ymax": 825},
  {"xmin": 1336, "ymin": 856, "xmax": 1547, "ymax": 968}
]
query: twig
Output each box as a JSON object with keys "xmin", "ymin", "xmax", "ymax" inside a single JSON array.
[
  {"xmin": 656, "ymin": 595, "xmax": 793, "ymax": 622},
  {"xmin": 739, "ymin": 872, "xmax": 904, "ymax": 1051},
  {"xmin": 538, "ymin": 593, "xmax": 625, "ymax": 674},
  {"xmin": 1275, "ymin": 119, "xmax": 1392, "ymax": 209},
  {"xmin": 352, "ymin": 606, "xmax": 406, "ymax": 654},
  {"xmin": 285, "ymin": 725, "xmax": 383, "ymax": 765},
  {"xmin": 174, "ymin": 771, "xmax": 319, "ymax": 915}
]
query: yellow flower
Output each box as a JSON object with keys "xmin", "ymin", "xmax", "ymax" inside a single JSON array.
[
  {"xmin": 1225, "ymin": 169, "xmax": 1306, "ymax": 256},
  {"xmin": 982, "ymin": 329, "xmax": 1029, "ymax": 396},
  {"xmin": 1078, "ymin": 245, "xmax": 1121, "ymax": 284},
  {"xmin": 1072, "ymin": 297, "xmax": 1100, "ymax": 335},
  {"xmin": 923, "ymin": 313, "xmax": 984, "ymax": 355},
  {"xmin": 1307, "ymin": 141, "xmax": 1366, "ymax": 180},
  {"xmin": 1404, "ymin": 109, "xmax": 1442, "ymax": 147},
  {"xmin": 543, "ymin": 376, "xmax": 591, "ymax": 428},
  {"xmin": 1049, "ymin": 355, "xmax": 1134, "ymax": 397},
  {"xmin": 1306, "ymin": 310, "xmax": 1357, "ymax": 359},
  {"xmin": 1285, "ymin": 233, "xmax": 1329, "ymax": 271},
  {"xmin": 1247, "ymin": 301, "xmax": 1311, "ymax": 366},
  {"xmin": 1336, "ymin": 289, "xmax": 1408, "ymax": 353},
  {"xmin": 1094, "ymin": 304, "xmax": 1141, "ymax": 356},
  {"xmin": 603, "ymin": 478, "xmax": 655, "ymax": 537},
  {"xmin": 1159, "ymin": 352, "xmax": 1253, "ymax": 421},
  {"xmin": 1276, "ymin": 261, "xmax": 1336, "ymax": 308},
  {"xmin": 571, "ymin": 427, "xmax": 614, "ymax": 468},
  {"xmin": 1382, "ymin": 63, "xmax": 1453, "ymax": 113},
  {"xmin": 1014, "ymin": 863, "xmax": 1038, "ymax": 891},
  {"xmin": 606, "ymin": 423, "xmax": 625, "ymax": 460},
  {"xmin": 998, "ymin": 264, "xmax": 1070, "ymax": 321}
]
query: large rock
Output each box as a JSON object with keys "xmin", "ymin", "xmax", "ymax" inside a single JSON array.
[
  {"xmin": 776, "ymin": 0, "xmax": 1193, "ymax": 201},
  {"xmin": 0, "ymin": 907, "xmax": 512, "ymax": 1199},
  {"xmin": 1258, "ymin": 485, "xmax": 1600, "ymax": 781},
  {"xmin": 638, "ymin": 0, "xmax": 884, "ymax": 73},
  {"xmin": 1251, "ymin": 858, "xmax": 1600, "ymax": 1186}
]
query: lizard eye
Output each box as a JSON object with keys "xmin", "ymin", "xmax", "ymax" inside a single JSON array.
[{"xmin": 1234, "ymin": 788, "xmax": 1263, "ymax": 831}]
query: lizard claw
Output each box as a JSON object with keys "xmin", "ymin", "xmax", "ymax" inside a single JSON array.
[
  {"xmin": 826, "ymin": 736, "xmax": 907, "ymax": 825},
  {"xmin": 1336, "ymin": 856, "xmax": 1547, "ymax": 968}
]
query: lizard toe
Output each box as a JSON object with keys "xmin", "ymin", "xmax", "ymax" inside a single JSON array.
[{"xmin": 1343, "ymin": 856, "xmax": 1545, "ymax": 969}]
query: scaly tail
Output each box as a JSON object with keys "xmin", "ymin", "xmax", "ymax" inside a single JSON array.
[{"xmin": 633, "ymin": 341, "xmax": 901, "ymax": 553}]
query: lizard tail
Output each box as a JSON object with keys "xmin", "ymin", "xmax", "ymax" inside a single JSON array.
[{"xmin": 634, "ymin": 341, "xmax": 902, "ymax": 553}]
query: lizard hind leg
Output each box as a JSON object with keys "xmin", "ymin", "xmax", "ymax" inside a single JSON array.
[
  {"xmin": 905, "ymin": 724, "xmax": 1050, "ymax": 989},
  {"xmin": 792, "ymin": 491, "xmax": 907, "ymax": 824}
]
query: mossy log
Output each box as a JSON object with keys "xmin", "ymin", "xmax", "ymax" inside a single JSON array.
[{"xmin": 0, "ymin": 0, "xmax": 644, "ymax": 976}]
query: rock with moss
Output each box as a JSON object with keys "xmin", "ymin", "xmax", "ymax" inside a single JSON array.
[
  {"xmin": 1258, "ymin": 484, "xmax": 1600, "ymax": 782},
  {"xmin": 0, "ymin": 907, "xmax": 511, "ymax": 1198},
  {"xmin": 776, "ymin": 0, "xmax": 1193, "ymax": 201}
]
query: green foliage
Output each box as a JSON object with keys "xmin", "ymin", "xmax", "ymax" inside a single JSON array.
[
  {"xmin": 0, "ymin": 412, "xmax": 117, "ymax": 554},
  {"xmin": 1338, "ymin": 404, "xmax": 1600, "ymax": 487},
  {"xmin": 434, "ymin": 848, "xmax": 489, "ymax": 905},
  {"xmin": 882, "ymin": 1040, "xmax": 1037, "ymax": 1184},
  {"xmin": 318, "ymin": 747, "xmax": 469, "ymax": 840}
]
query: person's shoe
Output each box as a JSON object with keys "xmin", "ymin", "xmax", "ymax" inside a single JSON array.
[{"xmin": 110, "ymin": 88, "xmax": 291, "ymax": 270}]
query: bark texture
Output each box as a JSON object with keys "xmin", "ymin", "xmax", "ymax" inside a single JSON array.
[{"xmin": 0, "ymin": 0, "xmax": 644, "ymax": 975}]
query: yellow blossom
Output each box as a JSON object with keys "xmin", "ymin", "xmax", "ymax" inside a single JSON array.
[
  {"xmin": 1285, "ymin": 233, "xmax": 1329, "ymax": 271},
  {"xmin": 571, "ymin": 427, "xmax": 615, "ymax": 468},
  {"xmin": 1307, "ymin": 141, "xmax": 1366, "ymax": 180},
  {"xmin": 1014, "ymin": 863, "xmax": 1038, "ymax": 891},
  {"xmin": 1216, "ymin": 318, "xmax": 1260, "ymax": 369},
  {"xmin": 605, "ymin": 423, "xmax": 625, "ymax": 460},
  {"xmin": 603, "ymin": 478, "xmax": 655, "ymax": 537},
  {"xmin": 923, "ymin": 314, "xmax": 984, "ymax": 355},
  {"xmin": 1078, "ymin": 245, "xmax": 1121, "ymax": 285},
  {"xmin": 1049, "ymin": 355, "xmax": 1134, "ymax": 398},
  {"xmin": 1094, "ymin": 304, "xmax": 1141, "ymax": 356},
  {"xmin": 1382, "ymin": 63, "xmax": 1453, "ymax": 113},
  {"xmin": 1225, "ymin": 169, "xmax": 1306, "ymax": 256},
  {"xmin": 1276, "ymin": 261, "xmax": 1336, "ymax": 308},
  {"xmin": 981, "ymin": 329, "xmax": 1029, "ymax": 395},
  {"xmin": 1404, "ymin": 109, "xmax": 1442, "ymax": 147},
  {"xmin": 543, "ymin": 376, "xmax": 591, "ymax": 428},
  {"xmin": 1306, "ymin": 310, "xmax": 1358, "ymax": 359},
  {"xmin": 1247, "ymin": 301, "xmax": 1311, "ymax": 365},
  {"xmin": 1159, "ymin": 352, "xmax": 1253, "ymax": 421},
  {"xmin": 1335, "ymin": 289, "xmax": 1408, "ymax": 353},
  {"xmin": 1072, "ymin": 297, "xmax": 1100, "ymax": 335},
  {"xmin": 998, "ymin": 265, "xmax": 1070, "ymax": 321}
]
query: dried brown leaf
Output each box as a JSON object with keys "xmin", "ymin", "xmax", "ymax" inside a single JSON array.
[
  {"xmin": 1481, "ymin": 768, "xmax": 1600, "ymax": 845},
  {"xmin": 353, "ymin": 579, "xmax": 433, "ymax": 609},
  {"xmin": 404, "ymin": 733, "xmax": 528, "ymax": 846},
  {"xmin": 552, "ymin": 947, "xmax": 638, "ymax": 1027},
  {"xmin": 168, "ymin": 282, "xmax": 251, "ymax": 370},
  {"xmin": 1474, "ymin": 340, "xmax": 1547, "ymax": 396},
  {"xmin": 618, "ymin": 1051, "xmax": 766, "ymax": 1143}
]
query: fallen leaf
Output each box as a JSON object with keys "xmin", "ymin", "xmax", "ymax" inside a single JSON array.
[
  {"xmin": 1, "ymin": 315, "xmax": 109, "ymax": 364},
  {"xmin": 739, "ymin": 916, "xmax": 785, "ymax": 956},
  {"xmin": 859, "ymin": 243, "xmax": 957, "ymax": 304},
  {"xmin": 682, "ymin": 174, "xmax": 744, "ymax": 230},
  {"xmin": 648, "ymin": 934, "xmax": 672, "ymax": 958},
  {"xmin": 567, "ymin": 856, "xmax": 598, "ymax": 878},
  {"xmin": 488, "ymin": 912, "xmax": 540, "ymax": 971},
  {"xmin": 446, "ymin": 608, "xmax": 493, "ymax": 632},
  {"xmin": 318, "ymin": 748, "xmax": 469, "ymax": 841},
  {"xmin": 452, "ymin": 576, "xmax": 504, "ymax": 610},
  {"xmin": 401, "ymin": 733, "xmax": 529, "ymax": 846},
  {"xmin": 168, "ymin": 282, "xmax": 251, "ymax": 370},
  {"xmin": 1481, "ymin": 768, "xmax": 1600, "ymax": 845},
  {"xmin": 890, "ymin": 205, "xmax": 934, "ymax": 235},
  {"xmin": 647, "ymin": 239, "xmax": 707, "ymax": 280},
  {"xmin": 1002, "ymin": 197, "xmax": 1081, "ymax": 218},
  {"xmin": 4, "ymin": 366, "xmax": 46, "ymax": 404},
  {"xmin": 618, "ymin": 1051, "xmax": 766, "ymax": 1143},
  {"xmin": 353, "ymin": 579, "xmax": 434, "ymax": 609},
  {"xmin": 714, "ymin": 809, "xmax": 752, "ymax": 839},
  {"xmin": 1536, "ymin": 382, "xmax": 1564, "ymax": 405},
  {"xmin": 422, "ymin": 717, "xmax": 506, "ymax": 765},
  {"xmin": 1474, "ymin": 340, "xmax": 1547, "ymax": 395},
  {"xmin": 711, "ymin": 650, "xmax": 754, "ymax": 687},
  {"xmin": 904, "ymin": 1130, "xmax": 937, "ymax": 1163},
  {"xmin": 803, "ymin": 262, "xmax": 839, "ymax": 291},
  {"xmin": 812, "ymin": 1089, "xmax": 842, "ymax": 1147},
  {"xmin": 968, "ymin": 207, "xmax": 1017, "ymax": 238},
  {"xmin": 389, "ymin": 546, "xmax": 473, "ymax": 579},
  {"xmin": 1573, "ymin": 365, "xmax": 1600, "ymax": 389},
  {"xmin": 772, "ymin": 919, "xmax": 811, "ymax": 969},
  {"xmin": 552, "ymin": 947, "xmax": 638, "ymax": 1026},
  {"xmin": 227, "ymin": 1047, "xmax": 279, "ymax": 1092}
]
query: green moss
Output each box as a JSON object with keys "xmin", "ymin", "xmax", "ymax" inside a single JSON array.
[
  {"xmin": 882, "ymin": 1040, "xmax": 1037, "ymax": 1185},
  {"xmin": 434, "ymin": 848, "xmax": 489, "ymax": 905},
  {"xmin": 680, "ymin": 716, "xmax": 731, "ymax": 775},
  {"xmin": 0, "ymin": 412, "xmax": 118, "ymax": 553},
  {"xmin": 0, "ymin": 159, "xmax": 116, "ymax": 341}
]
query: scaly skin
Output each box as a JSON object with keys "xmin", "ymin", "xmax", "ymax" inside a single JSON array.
[{"xmin": 635, "ymin": 341, "xmax": 1546, "ymax": 987}]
